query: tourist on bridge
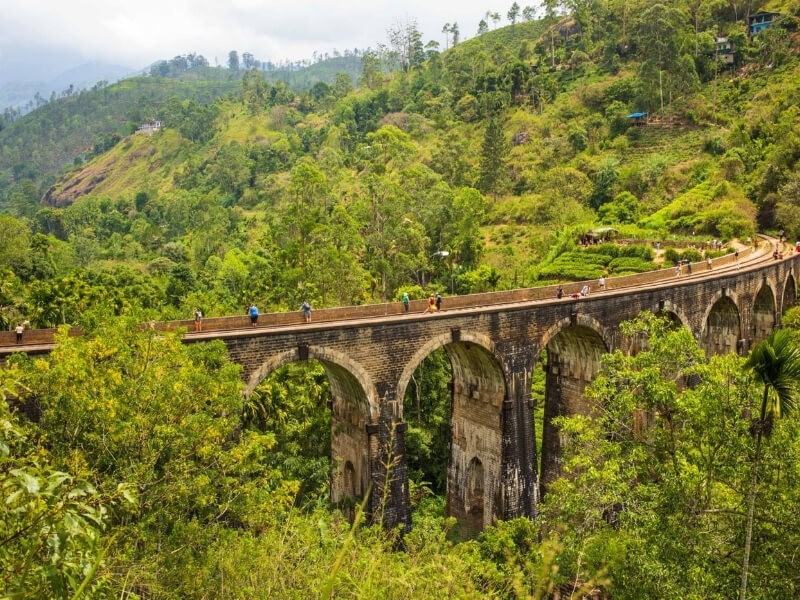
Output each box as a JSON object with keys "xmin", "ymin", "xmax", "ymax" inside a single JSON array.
[
  {"xmin": 193, "ymin": 308, "xmax": 203, "ymax": 332},
  {"xmin": 401, "ymin": 292, "xmax": 410, "ymax": 312},
  {"xmin": 598, "ymin": 275, "xmax": 606, "ymax": 290},
  {"xmin": 424, "ymin": 295, "xmax": 437, "ymax": 313},
  {"xmin": 580, "ymin": 284, "xmax": 590, "ymax": 297},
  {"xmin": 15, "ymin": 323, "xmax": 24, "ymax": 344},
  {"xmin": 435, "ymin": 293, "xmax": 442, "ymax": 311},
  {"xmin": 301, "ymin": 301, "xmax": 312, "ymax": 323},
  {"xmin": 556, "ymin": 284, "xmax": 564, "ymax": 299},
  {"xmin": 248, "ymin": 303, "xmax": 259, "ymax": 326}
]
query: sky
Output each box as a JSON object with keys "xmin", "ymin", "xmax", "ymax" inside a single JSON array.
[{"xmin": 1, "ymin": 1, "xmax": 526, "ymax": 84}]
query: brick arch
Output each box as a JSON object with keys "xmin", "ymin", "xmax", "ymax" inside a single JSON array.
[
  {"xmin": 539, "ymin": 317, "xmax": 610, "ymax": 493},
  {"xmin": 539, "ymin": 313, "xmax": 613, "ymax": 353},
  {"xmin": 655, "ymin": 300, "xmax": 692, "ymax": 334},
  {"xmin": 782, "ymin": 273, "xmax": 797, "ymax": 314},
  {"xmin": 701, "ymin": 291, "xmax": 742, "ymax": 356},
  {"xmin": 242, "ymin": 345, "xmax": 377, "ymax": 508},
  {"xmin": 395, "ymin": 330, "xmax": 507, "ymax": 534},
  {"xmin": 464, "ymin": 457, "xmax": 485, "ymax": 536},
  {"xmin": 395, "ymin": 331, "xmax": 502, "ymax": 410},
  {"xmin": 244, "ymin": 345, "xmax": 379, "ymax": 420},
  {"xmin": 753, "ymin": 283, "xmax": 777, "ymax": 346}
]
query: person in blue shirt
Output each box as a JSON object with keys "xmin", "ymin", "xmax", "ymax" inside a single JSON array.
[
  {"xmin": 301, "ymin": 301, "xmax": 312, "ymax": 323},
  {"xmin": 401, "ymin": 292, "xmax": 410, "ymax": 312},
  {"xmin": 248, "ymin": 304, "xmax": 259, "ymax": 326}
]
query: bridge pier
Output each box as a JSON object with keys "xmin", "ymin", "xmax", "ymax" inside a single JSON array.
[
  {"xmin": 366, "ymin": 417, "xmax": 411, "ymax": 533},
  {"xmin": 499, "ymin": 353, "xmax": 539, "ymax": 521},
  {"xmin": 8, "ymin": 245, "xmax": 796, "ymax": 537}
]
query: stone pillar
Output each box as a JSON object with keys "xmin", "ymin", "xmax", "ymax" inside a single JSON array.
[
  {"xmin": 366, "ymin": 417, "xmax": 411, "ymax": 533},
  {"xmin": 500, "ymin": 359, "xmax": 538, "ymax": 521},
  {"xmin": 540, "ymin": 354, "xmax": 564, "ymax": 496}
]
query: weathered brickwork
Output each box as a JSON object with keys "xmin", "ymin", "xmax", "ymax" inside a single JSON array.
[
  {"xmin": 3, "ymin": 250, "xmax": 798, "ymax": 534},
  {"xmin": 202, "ymin": 257, "xmax": 798, "ymax": 532}
]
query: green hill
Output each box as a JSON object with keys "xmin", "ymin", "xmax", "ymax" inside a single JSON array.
[
  {"xmin": 6, "ymin": 6, "xmax": 800, "ymax": 599},
  {"xmin": 0, "ymin": 7, "xmax": 799, "ymax": 325}
]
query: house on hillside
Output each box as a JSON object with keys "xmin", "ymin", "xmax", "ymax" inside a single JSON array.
[
  {"xmin": 136, "ymin": 120, "xmax": 162, "ymax": 135},
  {"xmin": 715, "ymin": 37, "xmax": 735, "ymax": 64},
  {"xmin": 748, "ymin": 11, "xmax": 782, "ymax": 37},
  {"xmin": 627, "ymin": 112, "xmax": 648, "ymax": 126}
]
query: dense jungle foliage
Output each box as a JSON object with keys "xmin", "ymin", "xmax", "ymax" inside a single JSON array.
[{"xmin": 3, "ymin": 0, "xmax": 800, "ymax": 597}]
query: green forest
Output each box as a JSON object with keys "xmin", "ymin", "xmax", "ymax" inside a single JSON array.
[{"xmin": 3, "ymin": 0, "xmax": 800, "ymax": 597}]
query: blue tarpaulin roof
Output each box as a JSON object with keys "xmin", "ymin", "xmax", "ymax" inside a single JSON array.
[{"xmin": 627, "ymin": 112, "xmax": 648, "ymax": 118}]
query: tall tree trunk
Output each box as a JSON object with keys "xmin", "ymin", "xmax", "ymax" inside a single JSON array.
[{"xmin": 740, "ymin": 386, "xmax": 768, "ymax": 600}]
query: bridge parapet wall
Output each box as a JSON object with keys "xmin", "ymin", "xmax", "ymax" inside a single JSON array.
[{"xmin": 0, "ymin": 245, "xmax": 774, "ymax": 349}]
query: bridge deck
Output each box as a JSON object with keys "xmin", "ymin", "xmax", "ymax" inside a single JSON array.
[{"xmin": 0, "ymin": 236, "xmax": 787, "ymax": 355}]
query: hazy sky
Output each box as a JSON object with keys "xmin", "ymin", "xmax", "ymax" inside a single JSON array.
[{"xmin": 1, "ymin": 1, "xmax": 528, "ymax": 83}]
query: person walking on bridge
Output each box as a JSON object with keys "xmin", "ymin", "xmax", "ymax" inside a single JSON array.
[
  {"xmin": 435, "ymin": 293, "xmax": 442, "ymax": 311},
  {"xmin": 248, "ymin": 303, "xmax": 259, "ymax": 326},
  {"xmin": 301, "ymin": 301, "xmax": 312, "ymax": 323},
  {"xmin": 401, "ymin": 292, "xmax": 410, "ymax": 312},
  {"xmin": 193, "ymin": 308, "xmax": 203, "ymax": 332},
  {"xmin": 424, "ymin": 295, "xmax": 437, "ymax": 313},
  {"xmin": 15, "ymin": 323, "xmax": 24, "ymax": 344}
]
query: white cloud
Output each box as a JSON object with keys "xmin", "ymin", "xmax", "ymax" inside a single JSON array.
[{"xmin": 1, "ymin": 0, "xmax": 513, "ymax": 79}]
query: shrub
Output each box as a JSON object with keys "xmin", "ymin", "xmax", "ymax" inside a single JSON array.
[{"xmin": 608, "ymin": 256, "xmax": 654, "ymax": 273}]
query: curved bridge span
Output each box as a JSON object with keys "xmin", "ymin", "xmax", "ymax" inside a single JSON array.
[{"xmin": 3, "ymin": 238, "xmax": 799, "ymax": 534}]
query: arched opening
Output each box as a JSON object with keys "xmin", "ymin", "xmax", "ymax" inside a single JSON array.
[
  {"xmin": 400, "ymin": 336, "xmax": 506, "ymax": 537},
  {"xmin": 465, "ymin": 457, "xmax": 485, "ymax": 535},
  {"xmin": 343, "ymin": 461, "xmax": 357, "ymax": 496},
  {"xmin": 783, "ymin": 274, "xmax": 797, "ymax": 314},
  {"xmin": 540, "ymin": 324, "xmax": 608, "ymax": 495},
  {"xmin": 403, "ymin": 348, "xmax": 453, "ymax": 508},
  {"xmin": 622, "ymin": 309, "xmax": 683, "ymax": 355},
  {"xmin": 243, "ymin": 356, "xmax": 371, "ymax": 516},
  {"xmin": 753, "ymin": 284, "xmax": 776, "ymax": 346},
  {"xmin": 702, "ymin": 296, "xmax": 741, "ymax": 356}
]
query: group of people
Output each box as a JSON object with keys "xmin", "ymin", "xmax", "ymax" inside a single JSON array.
[
  {"xmin": 674, "ymin": 260, "xmax": 694, "ymax": 276},
  {"xmin": 556, "ymin": 276, "xmax": 606, "ymax": 300},
  {"xmin": 189, "ymin": 301, "xmax": 314, "ymax": 332},
  {"xmin": 400, "ymin": 292, "xmax": 444, "ymax": 314},
  {"xmin": 243, "ymin": 302, "xmax": 313, "ymax": 327},
  {"xmin": 423, "ymin": 293, "xmax": 443, "ymax": 313}
]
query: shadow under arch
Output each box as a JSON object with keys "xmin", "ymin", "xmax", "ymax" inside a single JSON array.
[
  {"xmin": 396, "ymin": 330, "xmax": 507, "ymax": 534},
  {"xmin": 701, "ymin": 290, "xmax": 742, "ymax": 356},
  {"xmin": 655, "ymin": 299, "xmax": 691, "ymax": 332},
  {"xmin": 782, "ymin": 273, "xmax": 797, "ymax": 315},
  {"xmin": 243, "ymin": 345, "xmax": 378, "ymax": 508},
  {"xmin": 538, "ymin": 315, "xmax": 610, "ymax": 495},
  {"xmin": 753, "ymin": 283, "xmax": 777, "ymax": 347}
]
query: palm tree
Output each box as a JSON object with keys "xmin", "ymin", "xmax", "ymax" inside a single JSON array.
[{"xmin": 740, "ymin": 328, "xmax": 800, "ymax": 600}]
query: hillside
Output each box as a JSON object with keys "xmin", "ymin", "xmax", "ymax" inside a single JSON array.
[
  {"xmin": 5, "ymin": 5, "xmax": 800, "ymax": 599},
  {"xmin": 0, "ymin": 55, "xmax": 367, "ymax": 212},
  {"xmin": 0, "ymin": 7, "xmax": 799, "ymax": 320}
]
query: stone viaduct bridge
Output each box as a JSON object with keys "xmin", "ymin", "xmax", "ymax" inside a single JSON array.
[{"xmin": 3, "ymin": 238, "xmax": 799, "ymax": 535}]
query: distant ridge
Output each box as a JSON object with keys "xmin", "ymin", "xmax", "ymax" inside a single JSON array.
[{"xmin": 0, "ymin": 61, "xmax": 136, "ymax": 113}]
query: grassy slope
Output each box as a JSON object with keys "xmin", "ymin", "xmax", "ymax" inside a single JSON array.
[{"xmin": 25, "ymin": 16, "xmax": 800, "ymax": 288}]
